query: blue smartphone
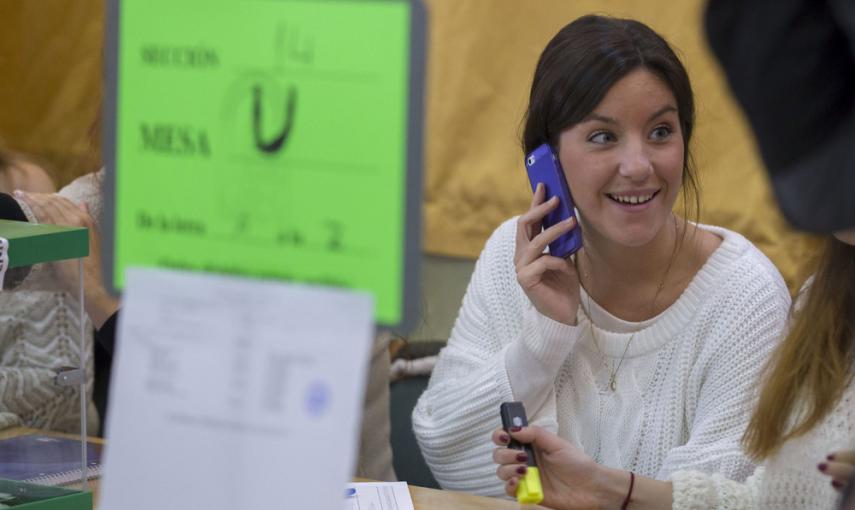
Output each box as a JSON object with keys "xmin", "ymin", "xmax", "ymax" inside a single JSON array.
[{"xmin": 524, "ymin": 143, "xmax": 583, "ymax": 258}]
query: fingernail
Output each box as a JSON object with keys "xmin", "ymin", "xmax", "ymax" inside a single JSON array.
[
  {"xmin": 12, "ymin": 190, "xmax": 23, "ymax": 198},
  {"xmin": 510, "ymin": 426, "xmax": 522, "ymax": 433},
  {"xmin": 516, "ymin": 466, "xmax": 527, "ymax": 475},
  {"xmin": 516, "ymin": 453, "xmax": 528, "ymax": 462},
  {"xmin": 827, "ymin": 454, "xmax": 836, "ymax": 461},
  {"xmin": 818, "ymin": 463, "xmax": 828, "ymax": 472},
  {"xmin": 508, "ymin": 478, "xmax": 517, "ymax": 487},
  {"xmin": 832, "ymin": 480, "xmax": 843, "ymax": 489},
  {"xmin": 499, "ymin": 434, "xmax": 510, "ymax": 444}
]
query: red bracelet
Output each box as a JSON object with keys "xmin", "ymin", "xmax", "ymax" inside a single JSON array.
[{"xmin": 621, "ymin": 471, "xmax": 635, "ymax": 510}]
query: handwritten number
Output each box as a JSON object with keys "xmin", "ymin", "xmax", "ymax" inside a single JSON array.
[{"xmin": 277, "ymin": 229, "xmax": 305, "ymax": 246}]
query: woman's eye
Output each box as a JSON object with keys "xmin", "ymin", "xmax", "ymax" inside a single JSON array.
[
  {"xmin": 588, "ymin": 131, "xmax": 615, "ymax": 144},
  {"xmin": 650, "ymin": 125, "xmax": 673, "ymax": 141}
]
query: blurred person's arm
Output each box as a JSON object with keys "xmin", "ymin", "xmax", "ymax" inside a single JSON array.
[{"xmin": 14, "ymin": 191, "xmax": 119, "ymax": 331}]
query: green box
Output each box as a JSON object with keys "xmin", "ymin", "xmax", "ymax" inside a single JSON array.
[
  {"xmin": 0, "ymin": 220, "xmax": 89, "ymax": 268},
  {"xmin": 0, "ymin": 479, "xmax": 91, "ymax": 510}
]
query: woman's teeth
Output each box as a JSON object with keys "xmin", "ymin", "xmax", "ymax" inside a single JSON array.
[{"xmin": 607, "ymin": 192, "xmax": 655, "ymax": 205}]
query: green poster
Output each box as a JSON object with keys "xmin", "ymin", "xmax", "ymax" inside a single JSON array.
[{"xmin": 104, "ymin": 0, "xmax": 425, "ymax": 329}]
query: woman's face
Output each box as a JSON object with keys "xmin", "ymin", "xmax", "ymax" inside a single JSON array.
[{"xmin": 557, "ymin": 68, "xmax": 684, "ymax": 248}]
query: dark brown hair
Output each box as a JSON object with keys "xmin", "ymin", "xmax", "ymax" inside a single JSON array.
[
  {"xmin": 522, "ymin": 15, "xmax": 699, "ymax": 219},
  {"xmin": 744, "ymin": 237, "xmax": 855, "ymax": 459}
]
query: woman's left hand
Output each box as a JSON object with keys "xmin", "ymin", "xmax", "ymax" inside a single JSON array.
[{"xmin": 821, "ymin": 450, "xmax": 855, "ymax": 492}]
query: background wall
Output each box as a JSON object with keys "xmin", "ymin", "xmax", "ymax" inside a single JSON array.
[{"xmin": 0, "ymin": 0, "xmax": 820, "ymax": 343}]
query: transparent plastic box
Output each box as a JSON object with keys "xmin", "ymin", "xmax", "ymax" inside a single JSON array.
[{"xmin": 0, "ymin": 219, "xmax": 94, "ymax": 509}]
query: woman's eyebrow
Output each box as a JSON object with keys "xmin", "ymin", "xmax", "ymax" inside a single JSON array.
[
  {"xmin": 648, "ymin": 105, "xmax": 678, "ymax": 122},
  {"xmin": 581, "ymin": 105, "xmax": 677, "ymax": 125},
  {"xmin": 581, "ymin": 113, "xmax": 617, "ymax": 125}
]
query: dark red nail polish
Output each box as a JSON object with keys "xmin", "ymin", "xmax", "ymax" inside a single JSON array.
[
  {"xmin": 832, "ymin": 480, "xmax": 843, "ymax": 489},
  {"xmin": 516, "ymin": 453, "xmax": 528, "ymax": 462},
  {"xmin": 516, "ymin": 466, "xmax": 527, "ymax": 475},
  {"xmin": 828, "ymin": 454, "xmax": 836, "ymax": 461},
  {"xmin": 818, "ymin": 463, "xmax": 828, "ymax": 472},
  {"xmin": 510, "ymin": 426, "xmax": 522, "ymax": 433},
  {"xmin": 499, "ymin": 434, "xmax": 510, "ymax": 443}
]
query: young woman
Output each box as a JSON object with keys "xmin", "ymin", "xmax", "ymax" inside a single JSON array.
[
  {"xmin": 413, "ymin": 15, "xmax": 791, "ymax": 498},
  {"xmin": 492, "ymin": 233, "xmax": 855, "ymax": 509},
  {"xmin": 0, "ymin": 147, "xmax": 92, "ymax": 433}
]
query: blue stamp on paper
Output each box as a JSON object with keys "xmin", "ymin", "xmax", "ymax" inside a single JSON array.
[{"xmin": 304, "ymin": 381, "xmax": 330, "ymax": 418}]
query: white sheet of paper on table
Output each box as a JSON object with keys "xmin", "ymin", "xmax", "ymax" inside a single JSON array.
[
  {"xmin": 345, "ymin": 482, "xmax": 414, "ymax": 510},
  {"xmin": 99, "ymin": 268, "xmax": 375, "ymax": 510}
]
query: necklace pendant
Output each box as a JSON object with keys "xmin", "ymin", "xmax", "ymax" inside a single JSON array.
[{"xmin": 609, "ymin": 378, "xmax": 617, "ymax": 391}]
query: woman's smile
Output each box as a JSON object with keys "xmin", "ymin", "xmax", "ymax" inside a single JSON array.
[{"xmin": 604, "ymin": 188, "xmax": 662, "ymax": 211}]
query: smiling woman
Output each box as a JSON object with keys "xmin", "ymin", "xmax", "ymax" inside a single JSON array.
[{"xmin": 412, "ymin": 15, "xmax": 791, "ymax": 506}]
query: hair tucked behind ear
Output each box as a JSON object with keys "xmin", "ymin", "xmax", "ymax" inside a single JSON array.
[{"xmin": 743, "ymin": 238, "xmax": 855, "ymax": 459}]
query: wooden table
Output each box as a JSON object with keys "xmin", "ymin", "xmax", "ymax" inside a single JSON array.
[{"xmin": 2, "ymin": 427, "xmax": 544, "ymax": 509}]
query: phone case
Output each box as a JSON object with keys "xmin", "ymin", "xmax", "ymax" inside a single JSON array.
[{"xmin": 524, "ymin": 144, "xmax": 582, "ymax": 257}]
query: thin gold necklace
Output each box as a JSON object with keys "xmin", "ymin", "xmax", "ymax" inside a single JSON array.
[
  {"xmin": 577, "ymin": 223, "xmax": 677, "ymax": 392},
  {"xmin": 586, "ymin": 297, "xmax": 634, "ymax": 391}
]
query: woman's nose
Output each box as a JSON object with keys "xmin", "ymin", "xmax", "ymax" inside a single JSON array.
[{"xmin": 618, "ymin": 140, "xmax": 654, "ymax": 181}]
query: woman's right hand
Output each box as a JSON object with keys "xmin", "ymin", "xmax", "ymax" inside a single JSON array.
[
  {"xmin": 515, "ymin": 183, "xmax": 581, "ymax": 325},
  {"xmin": 492, "ymin": 426, "xmax": 627, "ymax": 510}
]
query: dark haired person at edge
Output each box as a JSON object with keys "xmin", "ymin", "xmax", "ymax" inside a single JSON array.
[
  {"xmin": 412, "ymin": 14, "xmax": 790, "ymax": 505},
  {"xmin": 704, "ymin": 0, "xmax": 855, "ymax": 234}
]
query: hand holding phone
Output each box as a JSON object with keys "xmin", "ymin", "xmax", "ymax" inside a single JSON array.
[
  {"xmin": 500, "ymin": 402, "xmax": 544, "ymax": 505},
  {"xmin": 524, "ymin": 144, "xmax": 582, "ymax": 258}
]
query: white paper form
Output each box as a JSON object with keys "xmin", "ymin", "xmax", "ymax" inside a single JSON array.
[
  {"xmin": 99, "ymin": 268, "xmax": 374, "ymax": 510},
  {"xmin": 345, "ymin": 482, "xmax": 414, "ymax": 510}
]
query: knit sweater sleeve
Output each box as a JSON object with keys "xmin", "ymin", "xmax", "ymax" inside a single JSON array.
[
  {"xmin": 411, "ymin": 219, "xmax": 580, "ymax": 496},
  {"xmin": 670, "ymin": 468, "xmax": 761, "ymax": 509},
  {"xmin": 657, "ymin": 254, "xmax": 790, "ymax": 482}
]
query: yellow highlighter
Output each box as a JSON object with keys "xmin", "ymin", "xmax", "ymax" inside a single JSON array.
[{"xmin": 500, "ymin": 402, "xmax": 544, "ymax": 505}]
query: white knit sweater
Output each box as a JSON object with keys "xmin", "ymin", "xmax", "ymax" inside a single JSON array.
[
  {"xmin": 412, "ymin": 218, "xmax": 791, "ymax": 497},
  {"xmin": 671, "ymin": 350, "xmax": 854, "ymax": 508}
]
